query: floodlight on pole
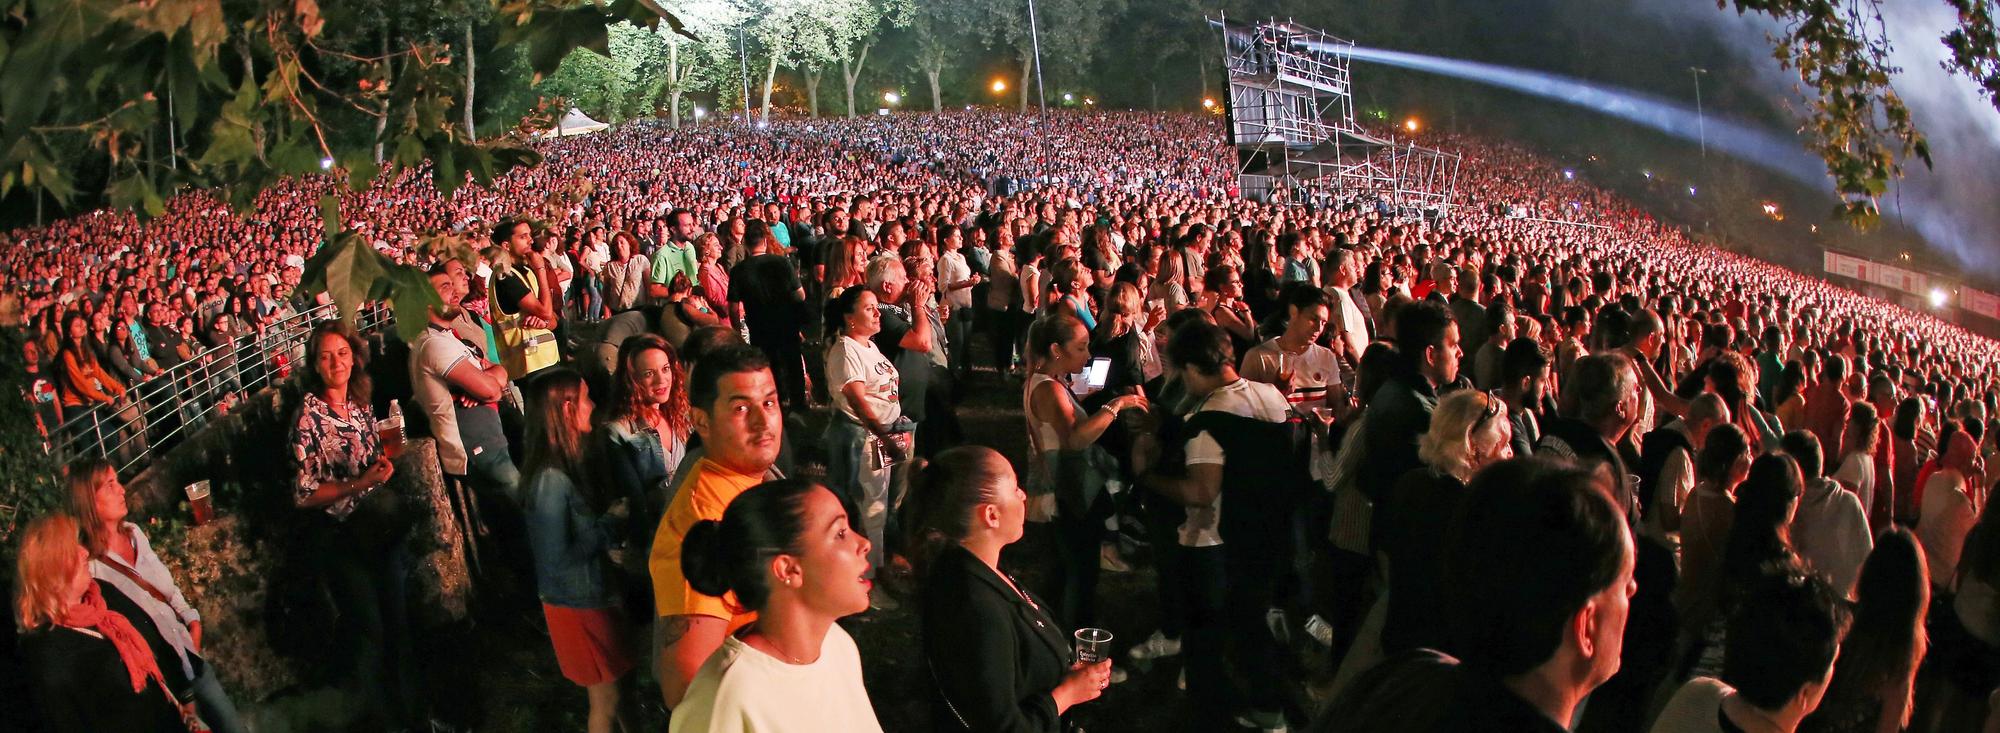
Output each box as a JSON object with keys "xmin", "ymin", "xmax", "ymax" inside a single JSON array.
[
  {"xmin": 884, "ymin": 91, "xmax": 900, "ymax": 105},
  {"xmin": 1404, "ymin": 117, "xmax": 1419, "ymax": 133},
  {"xmin": 992, "ymin": 79, "xmax": 1007, "ymax": 94},
  {"xmin": 1202, "ymin": 98, "xmax": 1215, "ymax": 108}
]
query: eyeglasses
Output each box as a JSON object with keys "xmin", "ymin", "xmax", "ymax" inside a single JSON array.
[{"xmin": 1475, "ymin": 390, "xmax": 1504, "ymax": 429}]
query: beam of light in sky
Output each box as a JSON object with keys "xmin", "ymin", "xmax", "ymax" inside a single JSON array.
[{"xmin": 1320, "ymin": 43, "xmax": 1832, "ymax": 188}]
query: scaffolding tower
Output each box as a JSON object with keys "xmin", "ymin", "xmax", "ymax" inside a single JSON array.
[{"xmin": 1209, "ymin": 15, "xmax": 1461, "ymax": 216}]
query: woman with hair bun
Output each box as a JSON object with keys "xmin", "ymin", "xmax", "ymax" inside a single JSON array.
[
  {"xmin": 909, "ymin": 446, "xmax": 1111, "ymax": 733},
  {"xmin": 669, "ymin": 479, "xmax": 882, "ymax": 733}
]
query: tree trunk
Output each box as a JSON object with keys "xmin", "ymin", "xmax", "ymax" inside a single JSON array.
[
  {"xmin": 1150, "ymin": 79, "xmax": 1159, "ymax": 110},
  {"xmin": 667, "ymin": 36, "xmax": 682, "ymax": 127},
  {"xmin": 926, "ymin": 66, "xmax": 942, "ymax": 113},
  {"xmin": 805, "ymin": 68, "xmax": 822, "ymax": 117},
  {"xmin": 759, "ymin": 53, "xmax": 778, "ymax": 125},
  {"xmin": 1018, "ymin": 54, "xmax": 1032, "ymax": 113},
  {"xmin": 374, "ymin": 32, "xmax": 391, "ymax": 164},
  {"xmin": 463, "ymin": 21, "xmax": 477, "ymax": 141},
  {"xmin": 841, "ymin": 40, "xmax": 872, "ymax": 119}
]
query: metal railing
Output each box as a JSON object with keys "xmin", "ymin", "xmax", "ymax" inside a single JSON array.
[{"xmin": 51, "ymin": 302, "xmax": 392, "ymax": 476}]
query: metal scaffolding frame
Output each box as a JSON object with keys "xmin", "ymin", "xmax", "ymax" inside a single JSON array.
[{"xmin": 1210, "ymin": 14, "xmax": 1460, "ymax": 215}]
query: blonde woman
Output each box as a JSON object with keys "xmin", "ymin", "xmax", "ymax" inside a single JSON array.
[
  {"xmin": 15, "ymin": 514, "xmax": 188, "ymax": 732},
  {"xmin": 69, "ymin": 457, "xmax": 246, "ymax": 733},
  {"xmin": 1377, "ymin": 390, "xmax": 1514, "ymax": 654}
]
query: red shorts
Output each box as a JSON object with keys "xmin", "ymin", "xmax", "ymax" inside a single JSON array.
[{"xmin": 543, "ymin": 603, "xmax": 636, "ymax": 687}]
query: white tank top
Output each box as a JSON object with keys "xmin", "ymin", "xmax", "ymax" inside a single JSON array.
[{"xmin": 1023, "ymin": 373, "xmax": 1068, "ymax": 456}]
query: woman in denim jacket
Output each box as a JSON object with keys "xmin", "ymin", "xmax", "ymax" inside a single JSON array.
[{"xmin": 523, "ymin": 368, "xmax": 640, "ymax": 733}]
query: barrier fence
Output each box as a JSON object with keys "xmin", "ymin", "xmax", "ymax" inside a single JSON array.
[{"xmin": 50, "ymin": 302, "xmax": 392, "ymax": 476}]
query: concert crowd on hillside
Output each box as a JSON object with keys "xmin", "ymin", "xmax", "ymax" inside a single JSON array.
[{"xmin": 10, "ymin": 109, "xmax": 2000, "ymax": 733}]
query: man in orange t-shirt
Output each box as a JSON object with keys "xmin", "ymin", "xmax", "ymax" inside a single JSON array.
[{"xmin": 648, "ymin": 345, "xmax": 785, "ymax": 710}]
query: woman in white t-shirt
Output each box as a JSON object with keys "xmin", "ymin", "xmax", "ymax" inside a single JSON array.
[
  {"xmin": 671, "ymin": 479, "xmax": 882, "ymax": 733},
  {"xmin": 821, "ymin": 287, "xmax": 904, "ymax": 587}
]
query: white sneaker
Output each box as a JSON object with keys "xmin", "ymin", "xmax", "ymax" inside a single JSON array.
[
  {"xmin": 1265, "ymin": 608, "xmax": 1292, "ymax": 644},
  {"xmin": 1303, "ymin": 614, "xmax": 1333, "ymax": 647},
  {"xmin": 1233, "ymin": 711, "xmax": 1288, "ymax": 733},
  {"xmin": 1127, "ymin": 630, "xmax": 1183, "ymax": 661}
]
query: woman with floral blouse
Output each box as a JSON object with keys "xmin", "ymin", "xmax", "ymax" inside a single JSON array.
[{"xmin": 288, "ymin": 319, "xmax": 427, "ymax": 730}]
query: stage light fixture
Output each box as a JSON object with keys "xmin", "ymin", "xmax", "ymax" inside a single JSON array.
[
  {"xmin": 992, "ymin": 80, "xmax": 1007, "ymax": 93},
  {"xmin": 1404, "ymin": 118, "xmax": 1419, "ymax": 132},
  {"xmin": 1930, "ymin": 288, "xmax": 1949, "ymax": 309},
  {"xmin": 884, "ymin": 91, "xmax": 900, "ymax": 105},
  {"xmin": 1202, "ymin": 98, "xmax": 1215, "ymax": 108}
]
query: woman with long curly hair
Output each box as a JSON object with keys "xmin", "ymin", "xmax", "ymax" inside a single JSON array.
[{"xmin": 599, "ymin": 333, "xmax": 692, "ymax": 546}]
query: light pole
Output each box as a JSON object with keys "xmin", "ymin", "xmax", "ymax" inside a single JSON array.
[
  {"xmin": 1689, "ymin": 67, "xmax": 1708, "ymax": 159},
  {"xmin": 1026, "ymin": 0, "xmax": 1047, "ymax": 113},
  {"xmin": 738, "ymin": 27, "xmax": 752, "ymax": 120}
]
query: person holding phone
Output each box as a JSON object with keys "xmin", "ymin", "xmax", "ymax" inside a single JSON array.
[{"xmin": 1025, "ymin": 311, "xmax": 1148, "ymax": 629}]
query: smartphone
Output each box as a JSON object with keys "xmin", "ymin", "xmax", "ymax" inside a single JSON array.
[{"xmin": 1071, "ymin": 356, "xmax": 1111, "ymax": 396}]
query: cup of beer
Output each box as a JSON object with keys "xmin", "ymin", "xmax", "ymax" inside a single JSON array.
[
  {"xmin": 377, "ymin": 416, "xmax": 406, "ymax": 460},
  {"xmin": 185, "ymin": 480, "xmax": 213, "ymax": 526}
]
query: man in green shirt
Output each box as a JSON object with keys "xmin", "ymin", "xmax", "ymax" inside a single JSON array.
[{"xmin": 647, "ymin": 207, "xmax": 702, "ymax": 301}]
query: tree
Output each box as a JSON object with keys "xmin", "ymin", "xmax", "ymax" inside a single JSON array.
[
  {"xmin": 1113, "ymin": 0, "xmax": 1204, "ymax": 109},
  {"xmin": 647, "ymin": 0, "xmax": 742, "ymax": 125},
  {"xmin": 909, "ymin": 0, "xmax": 978, "ymax": 113},
  {"xmin": 829, "ymin": 0, "xmax": 913, "ymax": 118},
  {"xmin": 1033, "ymin": 0, "xmax": 1128, "ymax": 100},
  {"xmin": 974, "ymin": 1, "xmax": 1036, "ymax": 112},
  {"xmin": 1721, "ymin": 0, "xmax": 2000, "ymax": 225},
  {"xmin": 0, "ymin": 0, "xmax": 693, "ymax": 335}
]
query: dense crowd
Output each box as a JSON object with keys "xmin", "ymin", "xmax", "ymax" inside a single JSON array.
[{"xmin": 11, "ymin": 108, "xmax": 2000, "ymax": 733}]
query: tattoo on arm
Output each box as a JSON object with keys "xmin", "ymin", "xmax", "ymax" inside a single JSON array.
[{"xmin": 657, "ymin": 614, "xmax": 694, "ymax": 648}]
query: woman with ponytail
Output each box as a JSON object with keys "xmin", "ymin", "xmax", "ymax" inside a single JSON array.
[
  {"xmin": 911, "ymin": 446, "xmax": 1111, "ymax": 733},
  {"xmin": 15, "ymin": 514, "xmax": 189, "ymax": 732},
  {"xmin": 668, "ymin": 479, "xmax": 882, "ymax": 733}
]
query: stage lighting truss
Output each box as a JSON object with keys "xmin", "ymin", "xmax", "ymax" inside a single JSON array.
[{"xmin": 1209, "ymin": 14, "xmax": 1461, "ymax": 217}]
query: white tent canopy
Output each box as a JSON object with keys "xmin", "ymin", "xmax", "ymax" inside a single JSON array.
[{"xmin": 537, "ymin": 107, "xmax": 610, "ymax": 139}]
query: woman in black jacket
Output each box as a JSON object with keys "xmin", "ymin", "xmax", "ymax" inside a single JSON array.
[
  {"xmin": 909, "ymin": 446, "xmax": 1111, "ymax": 732},
  {"xmin": 15, "ymin": 514, "xmax": 187, "ymax": 733}
]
